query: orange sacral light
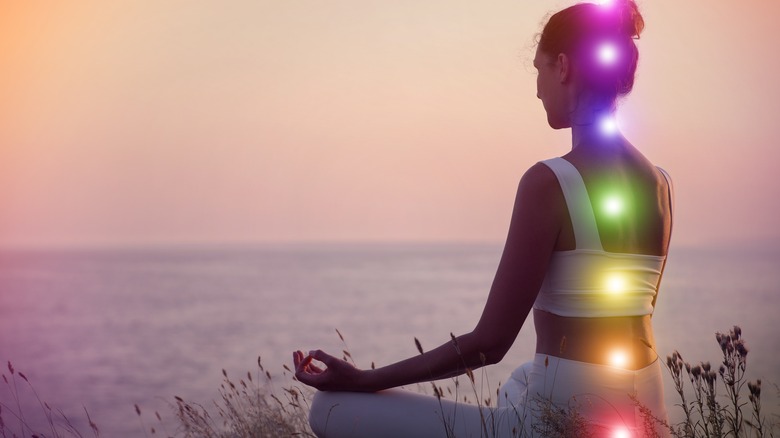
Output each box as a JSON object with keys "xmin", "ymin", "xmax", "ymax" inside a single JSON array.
[{"xmin": 609, "ymin": 350, "xmax": 628, "ymax": 368}]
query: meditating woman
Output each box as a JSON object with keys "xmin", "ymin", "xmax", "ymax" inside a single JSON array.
[{"xmin": 294, "ymin": 1, "xmax": 673, "ymax": 436}]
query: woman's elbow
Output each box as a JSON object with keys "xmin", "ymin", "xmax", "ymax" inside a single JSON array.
[
  {"xmin": 467, "ymin": 332, "xmax": 512, "ymax": 366},
  {"xmin": 481, "ymin": 344, "xmax": 510, "ymax": 365}
]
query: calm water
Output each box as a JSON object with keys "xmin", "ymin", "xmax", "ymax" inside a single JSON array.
[{"xmin": 1, "ymin": 242, "xmax": 778, "ymax": 436}]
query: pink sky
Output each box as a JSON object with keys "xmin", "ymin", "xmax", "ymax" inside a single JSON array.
[{"xmin": 1, "ymin": 0, "xmax": 778, "ymax": 248}]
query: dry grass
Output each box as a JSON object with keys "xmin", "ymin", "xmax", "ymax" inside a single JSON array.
[
  {"xmin": 0, "ymin": 361, "xmax": 99, "ymax": 438},
  {"xmin": 3, "ymin": 326, "xmax": 777, "ymax": 437},
  {"xmin": 171, "ymin": 326, "xmax": 774, "ymax": 437},
  {"xmin": 158, "ymin": 356, "xmax": 314, "ymax": 438},
  {"xmin": 654, "ymin": 326, "xmax": 778, "ymax": 438}
]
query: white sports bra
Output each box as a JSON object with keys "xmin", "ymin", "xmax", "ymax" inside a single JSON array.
[{"xmin": 533, "ymin": 157, "xmax": 673, "ymax": 318}]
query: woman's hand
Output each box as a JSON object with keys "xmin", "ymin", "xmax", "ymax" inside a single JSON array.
[{"xmin": 293, "ymin": 350, "xmax": 369, "ymax": 392}]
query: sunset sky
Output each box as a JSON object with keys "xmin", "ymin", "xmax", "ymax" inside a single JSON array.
[{"xmin": 1, "ymin": 0, "xmax": 778, "ymax": 248}]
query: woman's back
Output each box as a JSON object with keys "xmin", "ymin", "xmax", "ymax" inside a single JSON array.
[
  {"xmin": 534, "ymin": 141, "xmax": 673, "ymax": 370},
  {"xmin": 561, "ymin": 142, "xmax": 672, "ymax": 256}
]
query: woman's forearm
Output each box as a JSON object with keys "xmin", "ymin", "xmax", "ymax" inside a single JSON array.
[{"xmin": 358, "ymin": 331, "xmax": 503, "ymax": 392}]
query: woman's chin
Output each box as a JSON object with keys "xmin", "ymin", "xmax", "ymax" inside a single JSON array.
[{"xmin": 547, "ymin": 119, "xmax": 570, "ymax": 130}]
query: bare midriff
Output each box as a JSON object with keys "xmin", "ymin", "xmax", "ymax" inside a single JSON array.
[{"xmin": 534, "ymin": 308, "xmax": 658, "ymax": 370}]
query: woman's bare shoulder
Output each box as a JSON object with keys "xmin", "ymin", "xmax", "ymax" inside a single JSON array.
[
  {"xmin": 521, "ymin": 160, "xmax": 559, "ymax": 183},
  {"xmin": 516, "ymin": 160, "xmax": 563, "ymax": 204},
  {"xmin": 506, "ymin": 160, "xmax": 569, "ymax": 237}
]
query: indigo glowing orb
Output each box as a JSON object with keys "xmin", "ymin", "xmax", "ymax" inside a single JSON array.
[{"xmin": 599, "ymin": 117, "xmax": 619, "ymax": 135}]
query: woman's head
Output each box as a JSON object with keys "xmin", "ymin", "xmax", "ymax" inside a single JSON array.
[{"xmin": 534, "ymin": 0, "xmax": 644, "ymax": 128}]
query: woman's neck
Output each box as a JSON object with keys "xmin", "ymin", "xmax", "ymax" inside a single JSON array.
[{"xmin": 570, "ymin": 107, "xmax": 624, "ymax": 152}]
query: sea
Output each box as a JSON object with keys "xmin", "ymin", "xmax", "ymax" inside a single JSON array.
[{"xmin": 1, "ymin": 242, "xmax": 778, "ymax": 436}]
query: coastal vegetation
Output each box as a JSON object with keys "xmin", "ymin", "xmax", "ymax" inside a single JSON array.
[{"xmin": 1, "ymin": 326, "xmax": 776, "ymax": 437}]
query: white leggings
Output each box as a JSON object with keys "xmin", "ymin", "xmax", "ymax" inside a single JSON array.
[{"xmin": 309, "ymin": 355, "xmax": 669, "ymax": 437}]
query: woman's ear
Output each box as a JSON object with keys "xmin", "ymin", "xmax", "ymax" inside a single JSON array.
[{"xmin": 556, "ymin": 53, "xmax": 570, "ymax": 83}]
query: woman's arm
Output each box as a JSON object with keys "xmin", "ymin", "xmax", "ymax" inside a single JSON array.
[{"xmin": 294, "ymin": 163, "xmax": 563, "ymax": 392}]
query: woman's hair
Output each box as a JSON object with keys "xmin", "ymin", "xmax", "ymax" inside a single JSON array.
[{"xmin": 539, "ymin": 0, "xmax": 645, "ymax": 99}]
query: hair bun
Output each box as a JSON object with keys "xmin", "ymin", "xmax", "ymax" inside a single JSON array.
[{"xmin": 619, "ymin": 0, "xmax": 644, "ymax": 39}]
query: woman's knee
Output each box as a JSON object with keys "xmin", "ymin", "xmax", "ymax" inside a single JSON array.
[
  {"xmin": 308, "ymin": 389, "xmax": 450, "ymax": 437},
  {"xmin": 309, "ymin": 391, "xmax": 336, "ymax": 437}
]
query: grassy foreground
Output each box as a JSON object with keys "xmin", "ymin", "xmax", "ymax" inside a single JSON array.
[{"xmin": 1, "ymin": 326, "xmax": 777, "ymax": 437}]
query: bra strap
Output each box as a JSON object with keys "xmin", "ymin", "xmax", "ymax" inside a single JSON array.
[
  {"xmin": 652, "ymin": 166, "xmax": 674, "ymax": 310},
  {"xmin": 541, "ymin": 158, "xmax": 603, "ymax": 251},
  {"xmin": 657, "ymin": 167, "xmax": 674, "ymax": 229}
]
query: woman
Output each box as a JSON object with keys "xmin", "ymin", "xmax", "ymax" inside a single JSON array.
[{"xmin": 294, "ymin": 1, "xmax": 672, "ymax": 436}]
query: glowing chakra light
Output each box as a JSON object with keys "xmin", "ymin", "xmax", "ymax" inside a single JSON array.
[
  {"xmin": 610, "ymin": 350, "xmax": 628, "ymax": 368},
  {"xmin": 612, "ymin": 427, "xmax": 631, "ymax": 438},
  {"xmin": 598, "ymin": 42, "xmax": 619, "ymax": 65},
  {"xmin": 599, "ymin": 116, "xmax": 619, "ymax": 135},
  {"xmin": 604, "ymin": 196, "xmax": 623, "ymax": 216},
  {"xmin": 606, "ymin": 275, "xmax": 625, "ymax": 294}
]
